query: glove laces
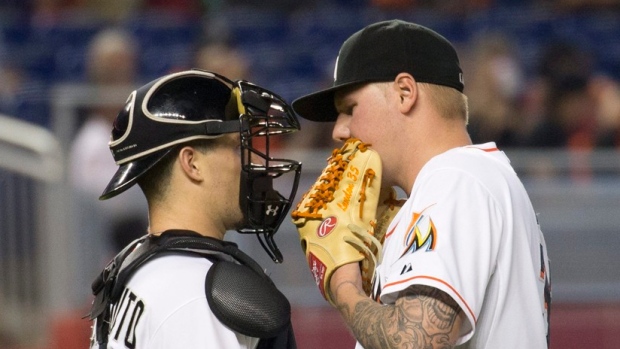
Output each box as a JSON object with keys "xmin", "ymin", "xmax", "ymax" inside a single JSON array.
[{"xmin": 291, "ymin": 139, "xmax": 373, "ymax": 220}]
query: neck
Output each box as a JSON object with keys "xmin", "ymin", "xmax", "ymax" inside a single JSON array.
[
  {"xmin": 399, "ymin": 118, "xmax": 471, "ymax": 196},
  {"xmin": 147, "ymin": 197, "xmax": 226, "ymax": 240}
]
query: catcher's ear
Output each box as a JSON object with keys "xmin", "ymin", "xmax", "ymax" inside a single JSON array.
[
  {"xmin": 394, "ymin": 73, "xmax": 417, "ymax": 114},
  {"xmin": 178, "ymin": 146, "xmax": 203, "ymax": 182}
]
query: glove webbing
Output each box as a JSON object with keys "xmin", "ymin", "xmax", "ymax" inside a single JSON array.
[{"xmin": 291, "ymin": 143, "xmax": 374, "ymax": 220}]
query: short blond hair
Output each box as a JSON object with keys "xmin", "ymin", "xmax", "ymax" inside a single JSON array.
[
  {"xmin": 418, "ymin": 83, "xmax": 469, "ymax": 123},
  {"xmin": 376, "ymin": 81, "xmax": 469, "ymax": 123}
]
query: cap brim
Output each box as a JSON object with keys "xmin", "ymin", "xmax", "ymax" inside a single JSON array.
[
  {"xmin": 99, "ymin": 148, "xmax": 174, "ymax": 200},
  {"xmin": 292, "ymin": 81, "xmax": 364, "ymax": 122}
]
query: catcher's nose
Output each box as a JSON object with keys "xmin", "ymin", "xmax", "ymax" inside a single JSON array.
[{"xmin": 332, "ymin": 114, "xmax": 351, "ymax": 141}]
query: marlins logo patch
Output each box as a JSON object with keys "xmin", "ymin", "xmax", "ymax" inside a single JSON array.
[{"xmin": 401, "ymin": 207, "xmax": 437, "ymax": 257}]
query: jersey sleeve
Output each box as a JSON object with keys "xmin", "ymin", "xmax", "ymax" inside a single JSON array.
[{"xmin": 378, "ymin": 168, "xmax": 503, "ymax": 343}]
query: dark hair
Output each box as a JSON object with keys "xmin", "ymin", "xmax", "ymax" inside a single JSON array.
[{"xmin": 138, "ymin": 139, "xmax": 214, "ymax": 203}]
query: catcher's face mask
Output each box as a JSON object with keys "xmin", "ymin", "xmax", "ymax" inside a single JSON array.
[{"xmin": 101, "ymin": 69, "xmax": 301, "ymax": 262}]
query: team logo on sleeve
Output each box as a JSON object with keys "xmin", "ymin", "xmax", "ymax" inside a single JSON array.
[{"xmin": 401, "ymin": 209, "xmax": 437, "ymax": 257}]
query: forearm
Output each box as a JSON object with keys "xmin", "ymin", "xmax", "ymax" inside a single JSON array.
[
  {"xmin": 331, "ymin": 279, "xmax": 401, "ymax": 349},
  {"xmin": 330, "ymin": 265, "xmax": 463, "ymax": 349}
]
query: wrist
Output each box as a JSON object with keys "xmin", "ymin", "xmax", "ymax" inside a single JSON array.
[{"xmin": 329, "ymin": 264, "xmax": 365, "ymax": 305}]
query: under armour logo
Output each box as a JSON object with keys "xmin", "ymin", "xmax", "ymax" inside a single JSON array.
[{"xmin": 265, "ymin": 205, "xmax": 280, "ymax": 216}]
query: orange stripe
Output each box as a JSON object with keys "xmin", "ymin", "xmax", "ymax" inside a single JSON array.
[
  {"xmin": 383, "ymin": 275, "xmax": 477, "ymax": 323},
  {"xmin": 385, "ymin": 222, "xmax": 398, "ymax": 238},
  {"xmin": 466, "ymin": 145, "xmax": 499, "ymax": 152}
]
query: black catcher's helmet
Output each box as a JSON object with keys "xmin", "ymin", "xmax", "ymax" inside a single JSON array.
[{"xmin": 101, "ymin": 69, "xmax": 301, "ymax": 262}]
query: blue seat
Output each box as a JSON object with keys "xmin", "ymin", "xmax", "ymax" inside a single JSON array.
[
  {"xmin": 220, "ymin": 7, "xmax": 289, "ymax": 46},
  {"xmin": 128, "ymin": 15, "xmax": 202, "ymax": 79}
]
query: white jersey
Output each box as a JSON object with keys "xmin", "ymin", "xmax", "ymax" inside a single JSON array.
[
  {"xmin": 359, "ymin": 142, "xmax": 550, "ymax": 349},
  {"xmin": 89, "ymin": 254, "xmax": 259, "ymax": 349}
]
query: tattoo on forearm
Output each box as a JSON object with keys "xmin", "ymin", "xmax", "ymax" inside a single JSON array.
[{"xmin": 341, "ymin": 285, "xmax": 462, "ymax": 349}]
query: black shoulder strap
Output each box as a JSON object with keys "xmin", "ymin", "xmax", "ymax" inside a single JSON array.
[
  {"xmin": 88, "ymin": 234, "xmax": 147, "ymax": 322},
  {"xmin": 88, "ymin": 230, "xmax": 272, "ymax": 347}
]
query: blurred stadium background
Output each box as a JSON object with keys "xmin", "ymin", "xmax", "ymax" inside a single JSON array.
[{"xmin": 1, "ymin": 0, "xmax": 619, "ymax": 348}]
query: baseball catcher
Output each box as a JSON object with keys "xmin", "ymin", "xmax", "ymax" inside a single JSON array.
[{"xmin": 291, "ymin": 138, "xmax": 403, "ymax": 305}]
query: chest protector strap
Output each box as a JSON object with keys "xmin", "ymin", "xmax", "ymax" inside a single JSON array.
[{"xmin": 88, "ymin": 230, "xmax": 295, "ymax": 348}]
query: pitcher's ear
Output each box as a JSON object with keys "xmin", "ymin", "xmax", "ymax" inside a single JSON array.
[{"xmin": 395, "ymin": 73, "xmax": 417, "ymax": 113}]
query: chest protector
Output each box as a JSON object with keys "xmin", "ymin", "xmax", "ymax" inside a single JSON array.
[{"xmin": 89, "ymin": 230, "xmax": 296, "ymax": 349}]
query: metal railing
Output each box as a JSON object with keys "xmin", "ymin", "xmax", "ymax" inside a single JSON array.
[{"xmin": 0, "ymin": 113, "xmax": 68, "ymax": 346}]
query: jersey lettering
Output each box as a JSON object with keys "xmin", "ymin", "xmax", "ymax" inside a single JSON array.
[
  {"xmin": 111, "ymin": 287, "xmax": 145, "ymax": 349},
  {"xmin": 110, "ymin": 288, "xmax": 129, "ymax": 332}
]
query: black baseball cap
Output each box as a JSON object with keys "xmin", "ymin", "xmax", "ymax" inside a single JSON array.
[{"xmin": 292, "ymin": 19, "xmax": 464, "ymax": 122}]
